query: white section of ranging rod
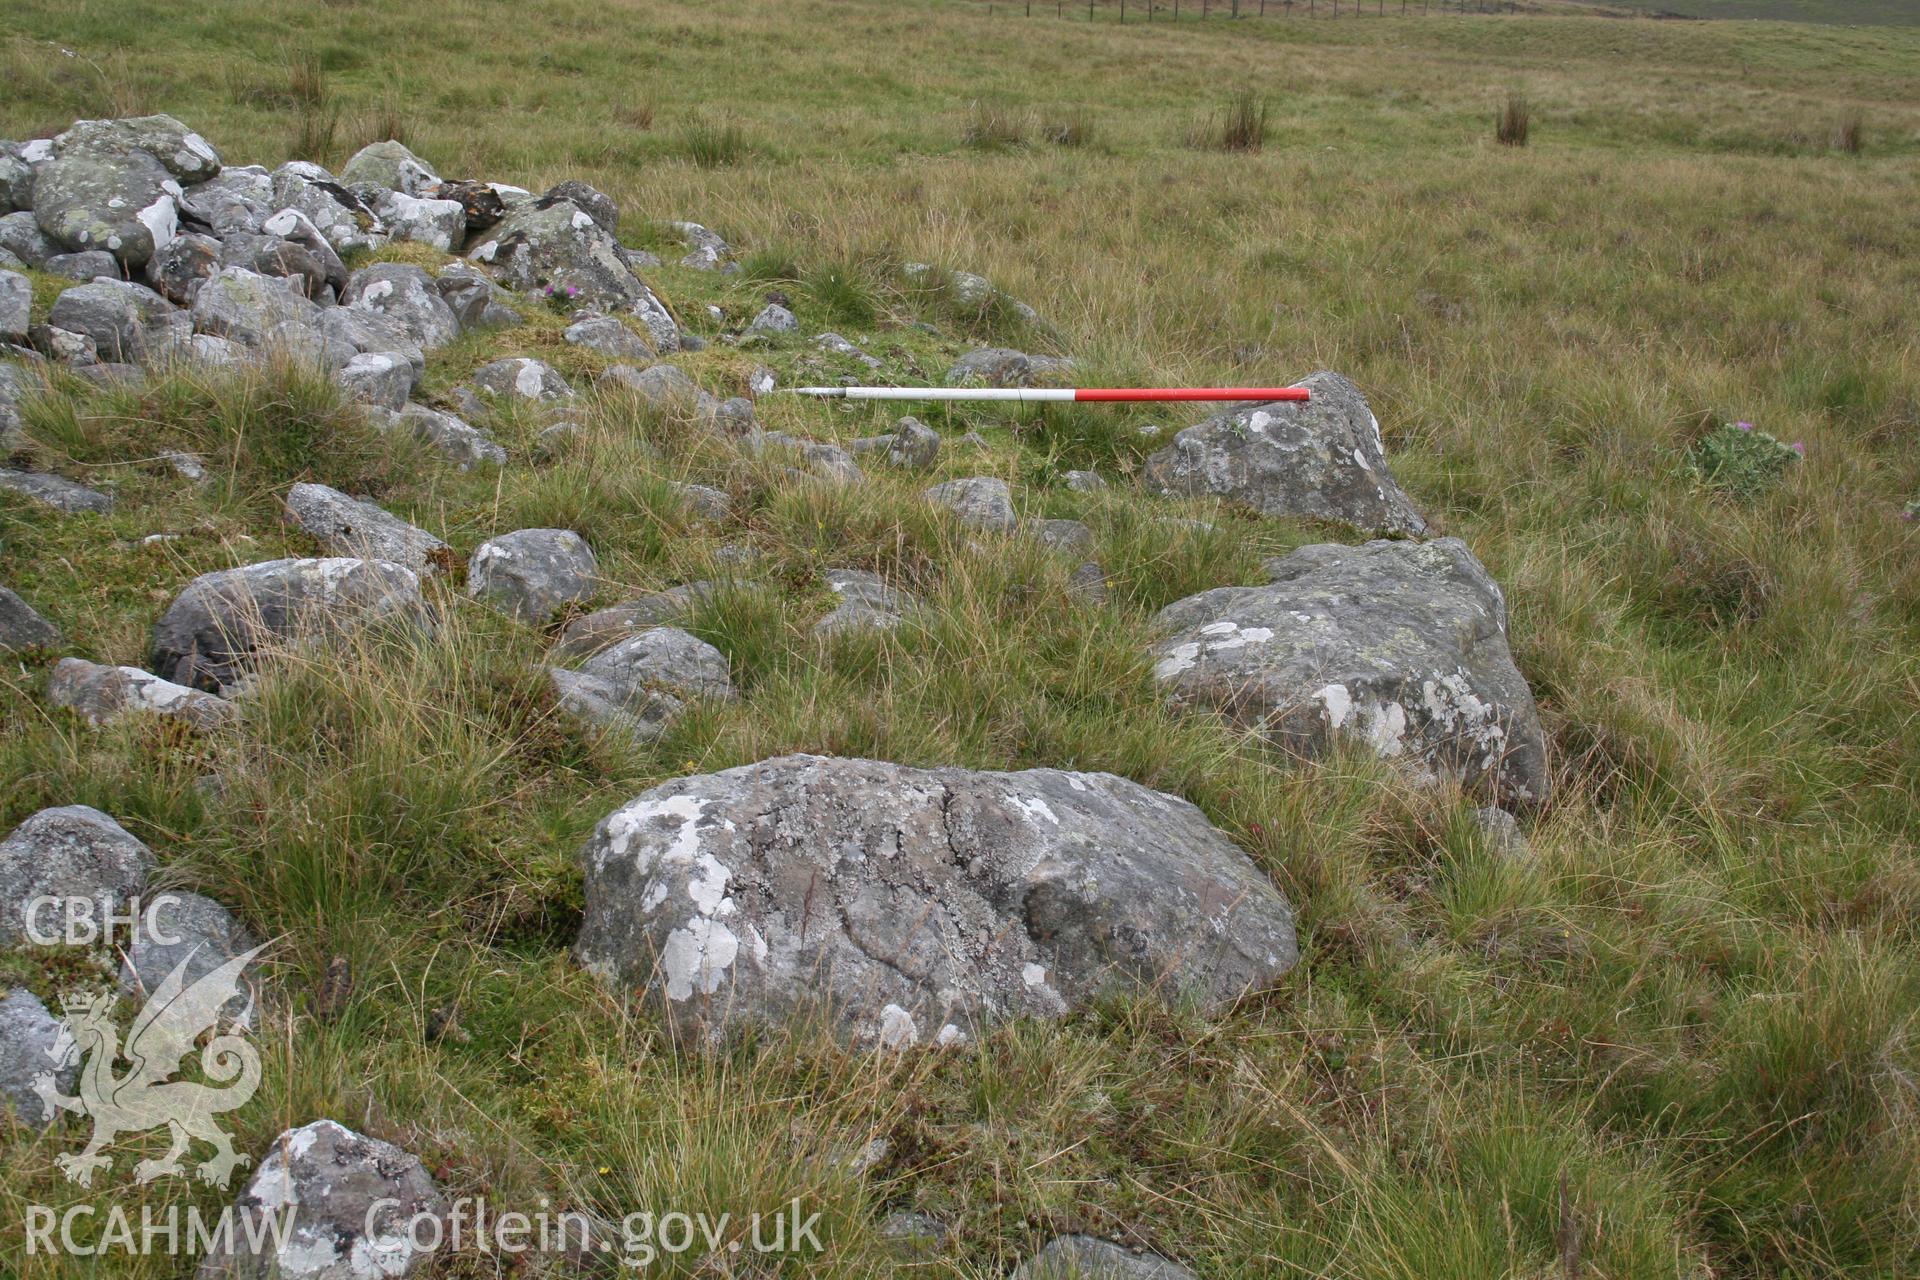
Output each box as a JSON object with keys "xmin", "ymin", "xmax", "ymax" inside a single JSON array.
[{"xmin": 790, "ymin": 386, "xmax": 1078, "ymax": 402}]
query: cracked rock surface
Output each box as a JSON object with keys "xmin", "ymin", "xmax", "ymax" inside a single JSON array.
[
  {"xmin": 1152, "ymin": 537, "xmax": 1548, "ymax": 807},
  {"xmin": 575, "ymin": 754, "xmax": 1297, "ymax": 1048}
]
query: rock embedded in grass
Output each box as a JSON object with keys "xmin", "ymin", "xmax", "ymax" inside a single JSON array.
[
  {"xmin": 334, "ymin": 351, "xmax": 417, "ymax": 410},
  {"xmin": 1153, "ymin": 537, "xmax": 1549, "ymax": 808},
  {"xmin": 1, "ymin": 988, "xmax": 77, "ymax": 1122},
  {"xmin": 47, "ymin": 279, "xmax": 178, "ymax": 363},
  {"xmin": 116, "ymin": 891, "xmax": 261, "ymax": 1018},
  {"xmin": 472, "ymin": 355, "xmax": 575, "ymax": 403},
  {"xmin": 48, "ymin": 658, "xmax": 236, "ymax": 731},
  {"xmin": 151, "ymin": 557, "xmax": 428, "ymax": 692},
  {"xmin": 0, "ymin": 586, "xmax": 60, "ymax": 651},
  {"xmin": 946, "ymin": 347, "xmax": 1072, "ymax": 388},
  {"xmin": 341, "ymin": 263, "xmax": 459, "ymax": 351},
  {"xmin": 925, "ymin": 475, "xmax": 1017, "ymax": 531},
  {"xmin": 564, "ymin": 312, "xmax": 653, "ymax": 359},
  {"xmin": 0, "ymin": 805, "xmax": 154, "ymax": 947},
  {"xmin": 379, "ymin": 402, "xmax": 506, "ymax": 470},
  {"xmin": 574, "ymin": 754, "xmax": 1299, "ymax": 1048},
  {"xmin": 746, "ymin": 302, "xmax": 798, "ymax": 337},
  {"xmin": 197, "ymin": 1119, "xmax": 447, "ymax": 1280},
  {"xmin": 1143, "ymin": 371, "xmax": 1426, "ymax": 536},
  {"xmin": 468, "ymin": 528, "xmax": 598, "ymax": 622},
  {"xmin": 285, "ymin": 483, "xmax": 449, "ymax": 576},
  {"xmin": 814, "ymin": 567, "xmax": 915, "ymax": 635},
  {"xmin": 554, "ymin": 581, "xmax": 715, "ymax": 659},
  {"xmin": 466, "ymin": 198, "xmax": 679, "ymax": 350},
  {"xmin": 0, "ymin": 468, "xmax": 113, "ymax": 514},
  {"xmin": 1012, "ymin": 1236, "xmax": 1197, "ymax": 1279}
]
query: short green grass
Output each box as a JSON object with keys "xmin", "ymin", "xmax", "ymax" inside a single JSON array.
[{"xmin": 3, "ymin": 1, "xmax": 1919, "ymax": 1277}]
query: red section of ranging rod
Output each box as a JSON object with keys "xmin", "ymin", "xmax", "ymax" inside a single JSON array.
[{"xmin": 1073, "ymin": 387, "xmax": 1311, "ymax": 402}]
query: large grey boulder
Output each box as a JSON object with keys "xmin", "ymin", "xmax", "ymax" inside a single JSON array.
[
  {"xmin": 43, "ymin": 249, "xmax": 121, "ymax": 281},
  {"xmin": 0, "ymin": 269, "xmax": 29, "ymax": 342},
  {"xmin": 377, "ymin": 403, "xmax": 505, "ymax": 470},
  {"xmin": 334, "ymin": 352, "xmax": 416, "ymax": 411},
  {"xmin": 542, "ymin": 180, "xmax": 619, "ymax": 234},
  {"xmin": 467, "ymin": 200, "xmax": 679, "ymax": 351},
  {"xmin": 48, "ymin": 658, "xmax": 236, "ymax": 731},
  {"xmin": 0, "ymin": 469, "xmax": 112, "ymax": 514},
  {"xmin": 369, "ymin": 191, "xmax": 464, "ymax": 251},
  {"xmin": 32, "ymin": 146, "xmax": 181, "ymax": 270},
  {"xmin": 574, "ymin": 754, "xmax": 1298, "ymax": 1047},
  {"xmin": 925, "ymin": 476, "xmax": 1017, "ymax": 531},
  {"xmin": 472, "ymin": 356, "xmax": 573, "ymax": 404},
  {"xmin": 0, "ymin": 805, "xmax": 154, "ymax": 947},
  {"xmin": 190, "ymin": 268, "xmax": 330, "ymax": 354},
  {"xmin": 468, "ymin": 528, "xmax": 598, "ymax": 621},
  {"xmin": 554, "ymin": 583, "xmax": 715, "ymax": 659},
  {"xmin": 1, "ymin": 586, "xmax": 60, "ymax": 651},
  {"xmin": 598, "ymin": 362, "xmax": 716, "ymax": 418},
  {"xmin": 1153, "ymin": 537, "xmax": 1548, "ymax": 807},
  {"xmin": 151, "ymin": 557, "xmax": 427, "ymax": 692},
  {"xmin": 1013, "ymin": 1237, "xmax": 1196, "ymax": 1280},
  {"xmin": 1, "ymin": 362, "xmax": 41, "ymax": 443},
  {"xmin": 433, "ymin": 265, "xmax": 521, "ymax": 333},
  {"xmin": 341, "ymin": 263, "xmax": 458, "ymax": 351},
  {"xmin": 746, "ymin": 303, "xmax": 797, "ymax": 337},
  {"xmin": 54, "ymin": 116, "xmax": 221, "ymax": 183},
  {"xmin": 337, "ymin": 140, "xmax": 439, "ymax": 197},
  {"xmin": 259, "ymin": 209, "xmax": 351, "ymax": 296},
  {"xmin": 285, "ymin": 484, "xmax": 448, "ymax": 577},
  {"xmin": 315, "ymin": 308, "xmax": 423, "ymax": 374},
  {"xmin": 1143, "ymin": 372, "xmax": 1426, "ymax": 536},
  {"xmin": 217, "ymin": 230, "xmax": 336, "ymax": 302},
  {"xmin": 269, "ymin": 162, "xmax": 386, "ymax": 256},
  {"xmin": 0, "ymin": 141, "xmax": 42, "ymax": 213},
  {"xmin": 1, "ymin": 989, "xmax": 78, "ymax": 1123},
  {"xmin": 198, "ymin": 1119, "xmax": 447, "ymax": 1280},
  {"xmin": 178, "ymin": 165, "xmax": 275, "ymax": 237},
  {"xmin": 47, "ymin": 279, "xmax": 177, "ymax": 362},
  {"xmin": 550, "ymin": 626, "xmax": 734, "ymax": 740}
]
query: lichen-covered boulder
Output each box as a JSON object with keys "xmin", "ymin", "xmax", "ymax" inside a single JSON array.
[
  {"xmin": 369, "ymin": 190, "xmax": 465, "ymax": 251},
  {"xmin": 269, "ymin": 162, "xmax": 386, "ymax": 256},
  {"xmin": 0, "ymin": 211, "xmax": 58, "ymax": 267},
  {"xmin": 144, "ymin": 232, "xmax": 222, "ymax": 306},
  {"xmin": 341, "ymin": 263, "xmax": 458, "ymax": 351},
  {"xmin": 31, "ymin": 147, "xmax": 180, "ymax": 270},
  {"xmin": 338, "ymin": 140, "xmax": 440, "ymax": 197},
  {"xmin": 285, "ymin": 484, "xmax": 448, "ymax": 577},
  {"xmin": 190, "ymin": 268, "xmax": 329, "ymax": 353},
  {"xmin": 1143, "ymin": 372, "xmax": 1426, "ymax": 536},
  {"xmin": 467, "ymin": 200, "xmax": 679, "ymax": 351},
  {"xmin": 468, "ymin": 528, "xmax": 598, "ymax": 621},
  {"xmin": 575, "ymin": 754, "xmax": 1298, "ymax": 1047},
  {"xmin": 813, "ymin": 568, "xmax": 914, "ymax": 636},
  {"xmin": 1152, "ymin": 537, "xmax": 1548, "ymax": 807},
  {"xmin": 178, "ymin": 165, "xmax": 275, "ymax": 236},
  {"xmin": 47, "ymin": 658, "xmax": 235, "ymax": 731},
  {"xmin": 554, "ymin": 582, "xmax": 714, "ymax": 659},
  {"xmin": 946, "ymin": 347, "xmax": 1070, "ymax": 388},
  {"xmin": 46, "ymin": 279, "xmax": 177, "ymax": 362},
  {"xmin": 549, "ymin": 625, "xmax": 734, "ymax": 740},
  {"xmin": 116, "ymin": 892, "xmax": 260, "ymax": 1016},
  {"xmin": 1013, "ymin": 1237, "xmax": 1197, "ymax": 1280},
  {"xmin": 563, "ymin": 313, "xmax": 652, "ymax": 359},
  {"xmin": 54, "ymin": 116, "xmax": 221, "ymax": 183},
  {"xmin": 259, "ymin": 208, "xmax": 350, "ymax": 296},
  {"xmin": 473, "ymin": 356, "xmax": 574, "ymax": 403},
  {"xmin": 151, "ymin": 557, "xmax": 427, "ymax": 692},
  {"xmin": 0, "ymin": 268, "xmax": 30, "ymax": 342},
  {"xmin": 334, "ymin": 351, "xmax": 416, "ymax": 411},
  {"xmin": 0, "ymin": 805, "xmax": 154, "ymax": 947},
  {"xmin": 376, "ymin": 403, "xmax": 506, "ymax": 471},
  {"xmin": 925, "ymin": 476, "xmax": 1017, "ymax": 531},
  {"xmin": 197, "ymin": 1119, "xmax": 447, "ymax": 1280}
]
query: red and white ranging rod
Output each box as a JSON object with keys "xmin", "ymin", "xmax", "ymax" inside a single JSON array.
[{"xmin": 788, "ymin": 385, "xmax": 1311, "ymax": 404}]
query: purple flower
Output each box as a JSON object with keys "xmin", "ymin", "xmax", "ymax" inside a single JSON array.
[
  {"xmin": 1735, "ymin": 421, "xmax": 1753, "ymax": 431},
  {"xmin": 1791, "ymin": 441, "xmax": 1805, "ymax": 455}
]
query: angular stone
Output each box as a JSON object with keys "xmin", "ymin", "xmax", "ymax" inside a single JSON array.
[
  {"xmin": 598, "ymin": 363, "xmax": 715, "ymax": 418},
  {"xmin": 116, "ymin": 891, "xmax": 259, "ymax": 1019},
  {"xmin": 378, "ymin": 403, "xmax": 506, "ymax": 470},
  {"xmin": 1063, "ymin": 469, "xmax": 1107, "ymax": 492},
  {"xmin": 341, "ymin": 263, "xmax": 458, "ymax": 351},
  {"xmin": 574, "ymin": 755, "xmax": 1299, "ymax": 1046},
  {"xmin": 1013, "ymin": 1236, "xmax": 1197, "ymax": 1280},
  {"xmin": 466, "ymin": 200, "xmax": 678, "ymax": 350},
  {"xmin": 746, "ymin": 303, "xmax": 797, "ymax": 337},
  {"xmin": 468, "ymin": 528, "xmax": 598, "ymax": 621},
  {"xmin": 270, "ymin": 162, "xmax": 386, "ymax": 256},
  {"xmin": 564, "ymin": 313, "xmax": 652, "ymax": 359},
  {"xmin": 0, "ymin": 270, "xmax": 28, "ymax": 342},
  {"xmin": 370, "ymin": 191, "xmax": 464, "ymax": 252},
  {"xmin": 151, "ymin": 557, "xmax": 427, "ymax": 692},
  {"xmin": 1030, "ymin": 518, "xmax": 1095, "ymax": 555},
  {"xmin": 190, "ymin": 268, "xmax": 326, "ymax": 352},
  {"xmin": 1, "ymin": 988, "xmax": 78, "ymax": 1123},
  {"xmin": 41, "ymin": 249, "xmax": 121, "ymax": 282},
  {"xmin": 47, "ymin": 658, "xmax": 235, "ymax": 731},
  {"xmin": 674, "ymin": 482, "xmax": 731, "ymax": 523},
  {"xmin": 258, "ymin": 208, "xmax": 350, "ymax": 296},
  {"xmin": 334, "ymin": 351, "xmax": 417, "ymax": 411},
  {"xmin": 473, "ymin": 356, "xmax": 574, "ymax": 404},
  {"xmin": 0, "ymin": 805, "xmax": 153, "ymax": 947},
  {"xmin": 32, "ymin": 147, "xmax": 180, "ymax": 269},
  {"xmin": 554, "ymin": 583, "xmax": 714, "ymax": 659},
  {"xmin": 198, "ymin": 1119, "xmax": 447, "ymax": 1280},
  {"xmin": 1, "ymin": 585, "xmax": 60, "ymax": 650},
  {"xmin": 814, "ymin": 568, "xmax": 913, "ymax": 635},
  {"xmin": 285, "ymin": 483, "xmax": 448, "ymax": 577},
  {"xmin": 541, "ymin": 180, "xmax": 618, "ymax": 234},
  {"xmin": 48, "ymin": 279, "xmax": 177, "ymax": 362},
  {"xmin": 178, "ymin": 165, "xmax": 275, "ymax": 237},
  {"xmin": 0, "ymin": 211, "xmax": 58, "ymax": 267},
  {"xmin": 338, "ymin": 140, "xmax": 440, "ymax": 196},
  {"xmin": 144, "ymin": 232, "xmax": 221, "ymax": 306},
  {"xmin": 1143, "ymin": 372, "xmax": 1426, "ymax": 536},
  {"xmin": 552, "ymin": 625, "xmax": 734, "ymax": 740},
  {"xmin": 925, "ymin": 476, "xmax": 1016, "ymax": 531},
  {"xmin": 1153, "ymin": 538, "xmax": 1548, "ymax": 807}
]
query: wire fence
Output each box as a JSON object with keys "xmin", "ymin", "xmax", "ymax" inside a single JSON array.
[{"xmin": 982, "ymin": 0, "xmax": 1525, "ymax": 17}]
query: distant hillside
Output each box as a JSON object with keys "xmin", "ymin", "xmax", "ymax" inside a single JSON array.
[{"xmin": 1571, "ymin": 0, "xmax": 1920, "ymax": 24}]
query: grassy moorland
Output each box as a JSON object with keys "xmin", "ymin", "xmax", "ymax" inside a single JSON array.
[{"xmin": 2, "ymin": 0, "xmax": 1918, "ymax": 1276}]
